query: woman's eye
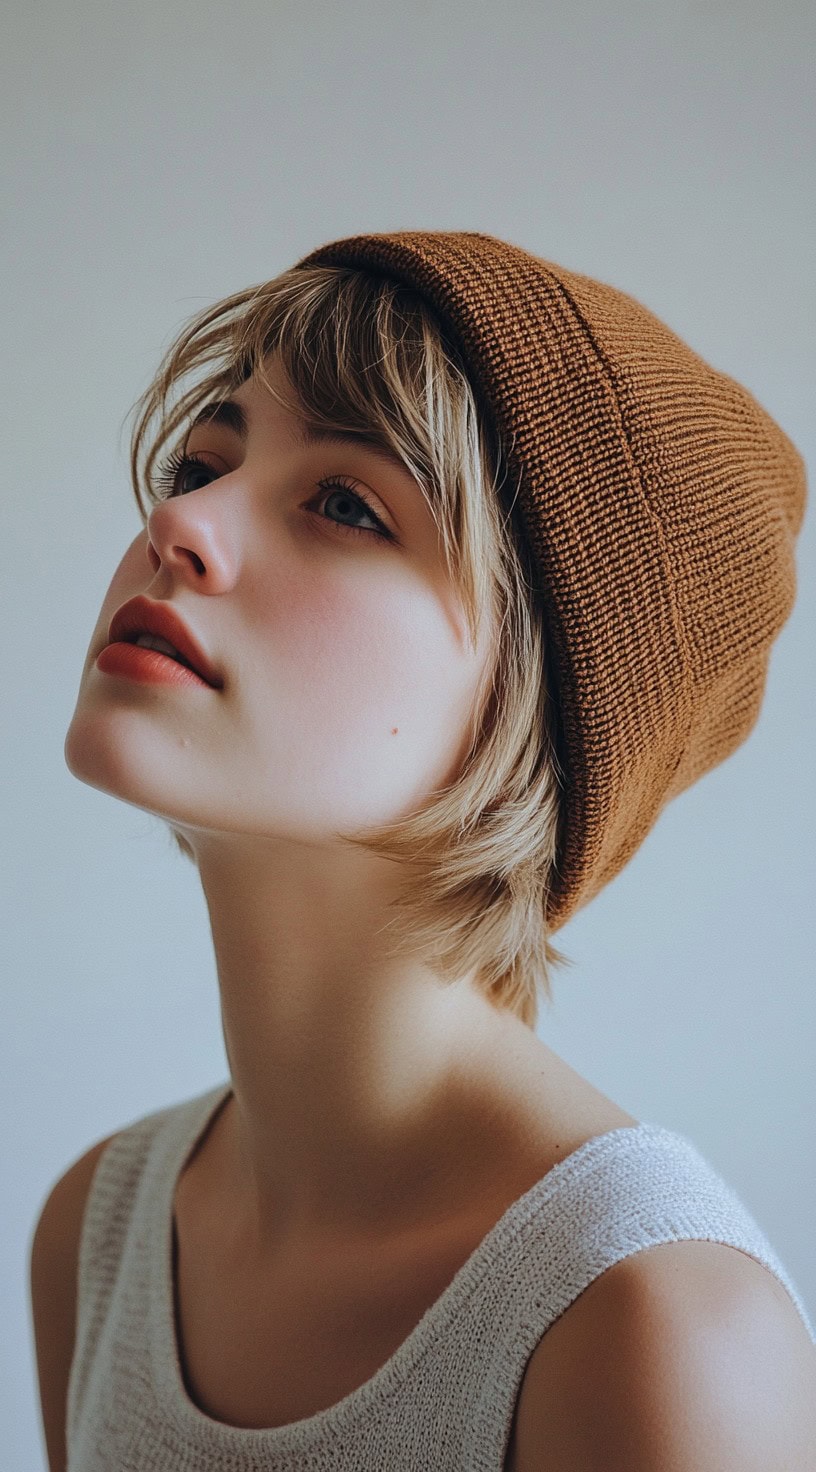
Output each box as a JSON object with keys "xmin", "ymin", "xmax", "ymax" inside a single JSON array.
[
  {"xmin": 154, "ymin": 450, "xmax": 216, "ymax": 498},
  {"xmin": 153, "ymin": 453, "xmax": 393, "ymax": 543},
  {"xmin": 313, "ymin": 477, "xmax": 393, "ymax": 541}
]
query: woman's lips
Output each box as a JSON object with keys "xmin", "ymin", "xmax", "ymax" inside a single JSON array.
[
  {"xmin": 105, "ymin": 594, "xmax": 223, "ymax": 687},
  {"xmin": 95, "ymin": 641, "xmax": 216, "ymax": 689}
]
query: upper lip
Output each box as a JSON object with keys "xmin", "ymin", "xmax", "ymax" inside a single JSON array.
[{"xmin": 106, "ymin": 596, "xmax": 223, "ymax": 689}]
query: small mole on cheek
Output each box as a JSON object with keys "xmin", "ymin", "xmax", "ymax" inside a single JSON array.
[{"xmin": 391, "ymin": 728, "xmax": 399, "ymax": 735}]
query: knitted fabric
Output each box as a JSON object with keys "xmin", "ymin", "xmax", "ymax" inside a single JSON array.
[
  {"xmin": 295, "ymin": 232, "xmax": 807, "ymax": 931},
  {"xmin": 66, "ymin": 1083, "xmax": 815, "ymax": 1471}
]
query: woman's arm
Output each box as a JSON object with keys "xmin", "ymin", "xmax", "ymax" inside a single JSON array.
[{"xmin": 28, "ymin": 1131, "xmax": 120, "ymax": 1472}]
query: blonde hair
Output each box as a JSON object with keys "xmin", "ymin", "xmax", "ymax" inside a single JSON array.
[{"xmin": 126, "ymin": 263, "xmax": 573, "ymax": 1028}]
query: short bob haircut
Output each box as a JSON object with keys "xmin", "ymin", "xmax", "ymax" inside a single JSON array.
[{"xmin": 126, "ymin": 263, "xmax": 573, "ymax": 1029}]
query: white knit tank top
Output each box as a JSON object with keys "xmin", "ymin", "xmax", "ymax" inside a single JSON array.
[{"xmin": 66, "ymin": 1081, "xmax": 815, "ymax": 1471}]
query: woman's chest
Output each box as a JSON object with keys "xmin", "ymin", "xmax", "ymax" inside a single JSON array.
[
  {"xmin": 171, "ymin": 1201, "xmax": 513, "ymax": 1444},
  {"xmin": 169, "ymin": 1091, "xmax": 637, "ymax": 1460}
]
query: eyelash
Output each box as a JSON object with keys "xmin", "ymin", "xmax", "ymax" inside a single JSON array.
[{"xmin": 152, "ymin": 450, "xmax": 393, "ymax": 542}]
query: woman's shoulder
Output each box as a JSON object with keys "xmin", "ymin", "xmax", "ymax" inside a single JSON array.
[
  {"xmin": 506, "ymin": 1236, "xmax": 816, "ymax": 1471},
  {"xmin": 32, "ymin": 1127, "xmax": 125, "ymax": 1263},
  {"xmin": 31, "ymin": 1083, "xmax": 226, "ymax": 1279}
]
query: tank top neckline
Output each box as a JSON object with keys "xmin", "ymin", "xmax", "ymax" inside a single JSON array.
[{"xmin": 148, "ymin": 1080, "xmax": 664, "ymax": 1457}]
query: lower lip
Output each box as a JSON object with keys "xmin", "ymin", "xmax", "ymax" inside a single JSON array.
[{"xmin": 96, "ymin": 642, "xmax": 214, "ymax": 689}]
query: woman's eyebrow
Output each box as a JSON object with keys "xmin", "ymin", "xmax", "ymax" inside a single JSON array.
[
  {"xmin": 188, "ymin": 398, "xmax": 407, "ymax": 473},
  {"xmin": 190, "ymin": 399, "xmax": 248, "ymax": 439}
]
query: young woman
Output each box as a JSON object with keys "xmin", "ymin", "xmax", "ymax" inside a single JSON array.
[{"xmin": 31, "ymin": 230, "xmax": 816, "ymax": 1471}]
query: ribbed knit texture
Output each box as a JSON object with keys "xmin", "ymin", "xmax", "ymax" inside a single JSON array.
[
  {"xmin": 66, "ymin": 1082, "xmax": 815, "ymax": 1471},
  {"xmin": 295, "ymin": 232, "xmax": 808, "ymax": 931}
]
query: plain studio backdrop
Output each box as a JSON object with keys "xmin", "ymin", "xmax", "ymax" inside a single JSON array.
[{"xmin": 2, "ymin": 1, "xmax": 814, "ymax": 1463}]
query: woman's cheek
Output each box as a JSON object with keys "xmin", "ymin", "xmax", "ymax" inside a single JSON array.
[{"xmin": 301, "ymin": 579, "xmax": 430, "ymax": 707}]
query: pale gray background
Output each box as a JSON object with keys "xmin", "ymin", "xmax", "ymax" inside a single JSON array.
[{"xmin": 2, "ymin": 0, "xmax": 814, "ymax": 1464}]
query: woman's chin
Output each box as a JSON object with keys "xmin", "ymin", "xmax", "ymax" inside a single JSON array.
[{"xmin": 63, "ymin": 709, "xmax": 187, "ymax": 817}]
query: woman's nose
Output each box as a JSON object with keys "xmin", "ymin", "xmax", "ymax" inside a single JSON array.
[{"xmin": 145, "ymin": 494, "xmax": 238, "ymax": 594}]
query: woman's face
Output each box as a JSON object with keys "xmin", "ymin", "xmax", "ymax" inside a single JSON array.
[{"xmin": 65, "ymin": 359, "xmax": 495, "ymax": 851}]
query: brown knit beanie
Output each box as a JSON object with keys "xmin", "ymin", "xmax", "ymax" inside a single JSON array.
[{"xmin": 295, "ymin": 231, "xmax": 807, "ymax": 934}]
